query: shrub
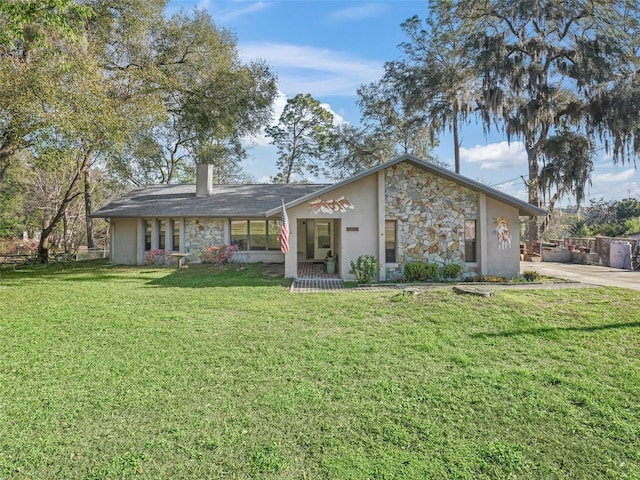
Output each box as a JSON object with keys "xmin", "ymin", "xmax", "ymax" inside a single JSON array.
[
  {"xmin": 201, "ymin": 244, "xmax": 239, "ymax": 268},
  {"xmin": 442, "ymin": 263, "xmax": 462, "ymax": 280},
  {"xmin": 624, "ymin": 216, "xmax": 640, "ymax": 235},
  {"xmin": 464, "ymin": 275, "xmax": 507, "ymax": 283},
  {"xmin": 568, "ymin": 218, "xmax": 591, "ymax": 238},
  {"xmin": 522, "ymin": 270, "xmax": 540, "ymax": 282},
  {"xmin": 403, "ymin": 262, "xmax": 439, "ymax": 282},
  {"xmin": 144, "ymin": 249, "xmax": 170, "ymax": 266},
  {"xmin": 349, "ymin": 255, "xmax": 379, "ymax": 284}
]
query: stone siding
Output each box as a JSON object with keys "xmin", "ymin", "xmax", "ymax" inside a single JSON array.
[
  {"xmin": 385, "ymin": 163, "xmax": 478, "ymax": 267},
  {"xmin": 184, "ymin": 217, "xmax": 225, "ymax": 263}
]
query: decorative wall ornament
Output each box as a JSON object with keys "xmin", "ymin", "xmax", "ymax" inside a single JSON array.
[
  {"xmin": 309, "ymin": 196, "xmax": 354, "ymax": 214},
  {"xmin": 494, "ymin": 217, "xmax": 512, "ymax": 250}
]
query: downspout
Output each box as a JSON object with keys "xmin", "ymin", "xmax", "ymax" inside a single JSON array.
[
  {"xmin": 377, "ymin": 170, "xmax": 386, "ymax": 281},
  {"xmin": 478, "ymin": 193, "xmax": 488, "ymax": 275}
]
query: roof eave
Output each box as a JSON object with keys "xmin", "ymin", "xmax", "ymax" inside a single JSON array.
[{"xmin": 266, "ymin": 154, "xmax": 548, "ymax": 217}]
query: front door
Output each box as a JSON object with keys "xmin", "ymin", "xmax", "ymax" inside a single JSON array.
[{"xmin": 314, "ymin": 220, "xmax": 332, "ymax": 260}]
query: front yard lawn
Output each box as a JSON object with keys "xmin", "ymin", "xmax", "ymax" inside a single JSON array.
[{"xmin": 0, "ymin": 263, "xmax": 638, "ymax": 479}]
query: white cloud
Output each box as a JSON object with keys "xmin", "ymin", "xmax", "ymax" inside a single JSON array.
[
  {"xmin": 588, "ymin": 168, "xmax": 640, "ymax": 201},
  {"xmin": 460, "ymin": 141, "xmax": 527, "ymax": 170},
  {"xmin": 320, "ymin": 103, "xmax": 346, "ymax": 127},
  {"xmin": 239, "ymin": 42, "xmax": 383, "ymax": 96},
  {"xmin": 164, "ymin": 1, "xmax": 269, "ymax": 20},
  {"xmin": 592, "ymin": 168, "xmax": 636, "ymax": 184},
  {"xmin": 327, "ymin": 3, "xmax": 387, "ymax": 22},
  {"xmin": 201, "ymin": 1, "xmax": 269, "ymax": 22},
  {"xmin": 492, "ymin": 181, "xmax": 529, "ymax": 202}
]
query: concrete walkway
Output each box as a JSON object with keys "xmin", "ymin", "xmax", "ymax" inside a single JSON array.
[
  {"xmin": 289, "ymin": 262, "xmax": 640, "ymax": 293},
  {"xmin": 520, "ymin": 261, "xmax": 640, "ymax": 291},
  {"xmin": 290, "ymin": 278, "xmax": 345, "ymax": 293}
]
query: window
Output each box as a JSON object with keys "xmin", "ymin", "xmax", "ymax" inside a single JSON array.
[
  {"xmin": 267, "ymin": 220, "xmax": 281, "ymax": 251},
  {"xmin": 157, "ymin": 220, "xmax": 166, "ymax": 250},
  {"xmin": 317, "ymin": 221, "xmax": 331, "ymax": 249},
  {"xmin": 231, "ymin": 220, "xmax": 248, "ymax": 250},
  {"xmin": 465, "ymin": 220, "xmax": 477, "ymax": 262},
  {"xmin": 144, "ymin": 220, "xmax": 152, "ymax": 251},
  {"xmin": 172, "ymin": 220, "xmax": 180, "ymax": 251},
  {"xmin": 249, "ymin": 220, "xmax": 267, "ymax": 250},
  {"xmin": 231, "ymin": 220, "xmax": 283, "ymax": 251},
  {"xmin": 385, "ymin": 220, "xmax": 397, "ymax": 263}
]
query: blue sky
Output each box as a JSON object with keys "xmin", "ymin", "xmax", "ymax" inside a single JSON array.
[{"xmin": 166, "ymin": 0, "xmax": 640, "ymax": 205}]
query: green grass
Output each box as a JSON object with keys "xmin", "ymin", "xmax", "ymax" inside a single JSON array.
[{"xmin": 1, "ymin": 262, "xmax": 639, "ymax": 479}]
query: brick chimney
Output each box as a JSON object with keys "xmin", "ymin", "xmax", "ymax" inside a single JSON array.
[{"xmin": 196, "ymin": 163, "xmax": 213, "ymax": 197}]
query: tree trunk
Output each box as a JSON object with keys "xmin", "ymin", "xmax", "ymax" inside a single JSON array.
[
  {"xmin": 83, "ymin": 166, "xmax": 94, "ymax": 249},
  {"xmin": 452, "ymin": 109, "xmax": 460, "ymax": 174},
  {"xmin": 0, "ymin": 139, "xmax": 20, "ymax": 192},
  {"xmin": 526, "ymin": 144, "xmax": 542, "ymax": 251},
  {"xmin": 37, "ymin": 149, "xmax": 92, "ymax": 263},
  {"xmin": 63, "ymin": 211, "xmax": 69, "ymax": 252}
]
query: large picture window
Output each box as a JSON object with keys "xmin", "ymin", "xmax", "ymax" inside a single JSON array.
[
  {"xmin": 385, "ymin": 220, "xmax": 397, "ymax": 263},
  {"xmin": 465, "ymin": 220, "xmax": 477, "ymax": 263},
  {"xmin": 231, "ymin": 219, "xmax": 282, "ymax": 251}
]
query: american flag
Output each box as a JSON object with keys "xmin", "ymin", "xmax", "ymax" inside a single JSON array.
[{"xmin": 280, "ymin": 199, "xmax": 289, "ymax": 253}]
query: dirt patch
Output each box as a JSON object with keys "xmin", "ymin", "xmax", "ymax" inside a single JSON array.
[{"xmin": 261, "ymin": 263, "xmax": 285, "ymax": 278}]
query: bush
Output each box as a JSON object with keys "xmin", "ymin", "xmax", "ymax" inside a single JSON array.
[
  {"xmin": 403, "ymin": 262, "xmax": 439, "ymax": 282},
  {"xmin": 568, "ymin": 218, "xmax": 591, "ymax": 238},
  {"xmin": 464, "ymin": 275, "xmax": 507, "ymax": 283},
  {"xmin": 522, "ymin": 270, "xmax": 540, "ymax": 282},
  {"xmin": 201, "ymin": 244, "xmax": 239, "ymax": 268},
  {"xmin": 144, "ymin": 249, "xmax": 170, "ymax": 266},
  {"xmin": 442, "ymin": 263, "xmax": 462, "ymax": 280},
  {"xmin": 349, "ymin": 255, "xmax": 379, "ymax": 284}
]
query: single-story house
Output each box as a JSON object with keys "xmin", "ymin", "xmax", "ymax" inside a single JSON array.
[{"xmin": 92, "ymin": 154, "xmax": 547, "ymax": 280}]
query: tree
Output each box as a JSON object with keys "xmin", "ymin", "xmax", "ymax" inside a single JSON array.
[
  {"xmin": 616, "ymin": 198, "xmax": 640, "ymax": 221},
  {"xmin": 102, "ymin": 9, "xmax": 277, "ymax": 186},
  {"xmin": 0, "ymin": 155, "xmax": 33, "ymax": 237},
  {"xmin": 388, "ymin": 3, "xmax": 479, "ymax": 174},
  {"xmin": 453, "ymin": 0, "xmax": 639, "ymax": 242},
  {"xmin": 323, "ymin": 124, "xmax": 396, "ymax": 181},
  {"xmin": 1, "ymin": 1, "xmax": 277, "ymax": 258},
  {"xmin": 357, "ymin": 79, "xmax": 439, "ymax": 162},
  {"xmin": 584, "ymin": 197, "xmax": 627, "ymax": 237},
  {"xmin": 266, "ymin": 94, "xmax": 336, "ymax": 183},
  {"xmin": 0, "ymin": 0, "xmax": 92, "ymax": 190}
]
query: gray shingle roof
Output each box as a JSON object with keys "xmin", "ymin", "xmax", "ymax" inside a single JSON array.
[
  {"xmin": 266, "ymin": 155, "xmax": 548, "ymax": 217},
  {"xmin": 92, "ymin": 183, "xmax": 329, "ymax": 218},
  {"xmin": 94, "ymin": 155, "xmax": 548, "ymax": 219}
]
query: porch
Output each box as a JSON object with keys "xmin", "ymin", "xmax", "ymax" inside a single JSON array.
[{"xmin": 296, "ymin": 260, "xmax": 340, "ymax": 279}]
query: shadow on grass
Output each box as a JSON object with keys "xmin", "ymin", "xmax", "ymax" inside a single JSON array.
[
  {"xmin": 145, "ymin": 263, "xmax": 290, "ymax": 289},
  {"xmin": 472, "ymin": 321, "xmax": 640, "ymax": 338},
  {"xmin": 0, "ymin": 259, "xmax": 114, "ymax": 280},
  {"xmin": 1, "ymin": 261, "xmax": 291, "ymax": 289}
]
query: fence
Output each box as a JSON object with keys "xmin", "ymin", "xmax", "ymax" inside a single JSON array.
[
  {"xmin": 542, "ymin": 236, "xmax": 638, "ymax": 266},
  {"xmin": 74, "ymin": 247, "xmax": 109, "ymax": 261}
]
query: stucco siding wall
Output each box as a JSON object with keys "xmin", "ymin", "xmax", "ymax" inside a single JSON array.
[
  {"xmin": 484, "ymin": 198, "xmax": 520, "ymax": 278},
  {"xmin": 285, "ymin": 174, "xmax": 379, "ymax": 280},
  {"xmin": 385, "ymin": 163, "xmax": 478, "ymax": 271},
  {"xmin": 111, "ymin": 218, "xmax": 138, "ymax": 265}
]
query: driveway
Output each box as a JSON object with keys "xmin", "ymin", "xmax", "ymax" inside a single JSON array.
[{"xmin": 521, "ymin": 261, "xmax": 640, "ymax": 291}]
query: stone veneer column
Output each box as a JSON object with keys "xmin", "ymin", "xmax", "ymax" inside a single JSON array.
[
  {"xmin": 385, "ymin": 163, "xmax": 478, "ymax": 267},
  {"xmin": 183, "ymin": 218, "xmax": 226, "ymax": 263}
]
